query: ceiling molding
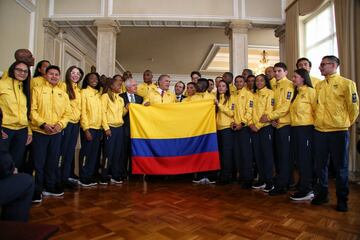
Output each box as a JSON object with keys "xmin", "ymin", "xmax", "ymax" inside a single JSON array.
[{"xmin": 16, "ymin": 0, "xmax": 36, "ymax": 13}]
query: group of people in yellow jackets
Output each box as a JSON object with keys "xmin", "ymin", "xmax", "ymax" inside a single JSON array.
[
  {"xmin": 0, "ymin": 48, "xmax": 358, "ymax": 213},
  {"xmin": 0, "ymin": 49, "xmax": 134, "ymax": 204}
]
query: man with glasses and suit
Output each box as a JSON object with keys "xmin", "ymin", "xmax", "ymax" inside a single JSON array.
[{"xmin": 120, "ymin": 79, "xmax": 143, "ymax": 180}]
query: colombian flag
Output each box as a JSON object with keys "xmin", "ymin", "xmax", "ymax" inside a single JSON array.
[{"xmin": 129, "ymin": 100, "xmax": 220, "ymax": 175}]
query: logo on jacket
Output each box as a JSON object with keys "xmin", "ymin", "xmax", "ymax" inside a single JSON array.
[
  {"xmin": 352, "ymin": 93, "xmax": 357, "ymax": 103},
  {"xmin": 286, "ymin": 92, "xmax": 292, "ymax": 100}
]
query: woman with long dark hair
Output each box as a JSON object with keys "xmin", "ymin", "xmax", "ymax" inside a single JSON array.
[
  {"xmin": 59, "ymin": 66, "xmax": 84, "ymax": 188},
  {"xmin": 289, "ymin": 68, "xmax": 316, "ymax": 201},
  {"xmin": 216, "ymin": 80, "xmax": 235, "ymax": 184},
  {"xmin": 0, "ymin": 61, "xmax": 32, "ymax": 170},
  {"xmin": 31, "ymin": 60, "xmax": 50, "ymax": 91}
]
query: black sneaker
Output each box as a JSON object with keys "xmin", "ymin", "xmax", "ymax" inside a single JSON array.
[
  {"xmin": 290, "ymin": 191, "xmax": 314, "ymax": 201},
  {"xmin": 311, "ymin": 194, "xmax": 329, "ymax": 205},
  {"xmin": 192, "ymin": 176, "xmax": 206, "ymax": 184},
  {"xmin": 336, "ymin": 201, "xmax": 348, "ymax": 212},
  {"xmin": 79, "ymin": 178, "xmax": 96, "ymax": 187},
  {"xmin": 269, "ymin": 187, "xmax": 286, "ymax": 196},
  {"xmin": 263, "ymin": 184, "xmax": 274, "ymax": 193},
  {"xmin": 111, "ymin": 177, "xmax": 123, "ymax": 184},
  {"xmin": 42, "ymin": 188, "xmax": 64, "ymax": 197},
  {"xmin": 252, "ymin": 181, "xmax": 266, "ymax": 189},
  {"xmin": 99, "ymin": 177, "xmax": 109, "ymax": 185},
  {"xmin": 32, "ymin": 192, "xmax": 42, "ymax": 203}
]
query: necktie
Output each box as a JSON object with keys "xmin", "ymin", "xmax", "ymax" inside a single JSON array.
[
  {"xmin": 161, "ymin": 90, "xmax": 164, "ymax": 97},
  {"xmin": 130, "ymin": 94, "xmax": 135, "ymax": 103}
]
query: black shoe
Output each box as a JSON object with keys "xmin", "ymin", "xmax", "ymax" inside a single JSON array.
[
  {"xmin": 32, "ymin": 192, "xmax": 42, "ymax": 203},
  {"xmin": 311, "ymin": 194, "xmax": 329, "ymax": 205},
  {"xmin": 269, "ymin": 187, "xmax": 286, "ymax": 196},
  {"xmin": 79, "ymin": 178, "xmax": 97, "ymax": 187},
  {"xmin": 252, "ymin": 181, "xmax": 266, "ymax": 189},
  {"xmin": 42, "ymin": 188, "xmax": 64, "ymax": 197},
  {"xmin": 290, "ymin": 191, "xmax": 314, "ymax": 201},
  {"xmin": 336, "ymin": 201, "xmax": 348, "ymax": 212},
  {"xmin": 99, "ymin": 177, "xmax": 109, "ymax": 185},
  {"xmin": 263, "ymin": 184, "xmax": 274, "ymax": 193}
]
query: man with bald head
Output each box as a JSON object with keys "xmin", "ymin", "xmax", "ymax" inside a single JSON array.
[
  {"xmin": 1, "ymin": 49, "xmax": 35, "ymax": 78},
  {"xmin": 120, "ymin": 78, "xmax": 143, "ymax": 179},
  {"xmin": 14, "ymin": 49, "xmax": 35, "ymax": 67}
]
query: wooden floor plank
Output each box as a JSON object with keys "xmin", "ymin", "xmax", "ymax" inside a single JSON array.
[{"xmin": 29, "ymin": 180, "xmax": 360, "ymax": 239}]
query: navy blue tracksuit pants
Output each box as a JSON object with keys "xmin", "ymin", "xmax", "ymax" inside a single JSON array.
[
  {"xmin": 101, "ymin": 126, "xmax": 124, "ymax": 179},
  {"xmin": 218, "ymin": 128, "xmax": 235, "ymax": 182},
  {"xmin": 32, "ymin": 132, "xmax": 62, "ymax": 193},
  {"xmin": 274, "ymin": 125, "xmax": 291, "ymax": 189},
  {"xmin": 314, "ymin": 130, "xmax": 349, "ymax": 202},
  {"xmin": 291, "ymin": 126, "xmax": 313, "ymax": 193},
  {"xmin": 233, "ymin": 127, "xmax": 253, "ymax": 182},
  {"xmin": 59, "ymin": 122, "xmax": 79, "ymax": 182},
  {"xmin": 252, "ymin": 125, "xmax": 274, "ymax": 184},
  {"xmin": 79, "ymin": 128, "xmax": 102, "ymax": 181},
  {"xmin": 1, "ymin": 127, "xmax": 28, "ymax": 169},
  {"xmin": 0, "ymin": 173, "xmax": 34, "ymax": 222}
]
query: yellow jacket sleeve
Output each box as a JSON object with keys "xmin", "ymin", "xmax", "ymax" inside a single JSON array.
[
  {"xmin": 218, "ymin": 101, "xmax": 234, "ymax": 118},
  {"xmin": 80, "ymin": 90, "xmax": 89, "ymax": 131},
  {"xmin": 346, "ymin": 81, "xmax": 359, "ymax": 125},
  {"xmin": 268, "ymin": 86, "xmax": 293, "ymax": 120},
  {"xmin": 244, "ymin": 93, "xmax": 253, "ymax": 125},
  {"xmin": 58, "ymin": 96, "xmax": 71, "ymax": 129},
  {"xmin": 101, "ymin": 94, "xmax": 110, "ymax": 131},
  {"xmin": 30, "ymin": 88, "xmax": 45, "ymax": 127}
]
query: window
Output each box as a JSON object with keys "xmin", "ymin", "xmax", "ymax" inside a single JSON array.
[{"xmin": 303, "ymin": 2, "xmax": 338, "ymax": 78}]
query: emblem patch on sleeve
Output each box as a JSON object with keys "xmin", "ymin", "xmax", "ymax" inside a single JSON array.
[
  {"xmin": 286, "ymin": 91, "xmax": 292, "ymax": 100},
  {"xmin": 352, "ymin": 93, "xmax": 357, "ymax": 103}
]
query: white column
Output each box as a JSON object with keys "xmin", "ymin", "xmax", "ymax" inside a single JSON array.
[
  {"xmin": 275, "ymin": 24, "xmax": 286, "ymax": 63},
  {"xmin": 225, "ymin": 20, "xmax": 252, "ymax": 76},
  {"xmin": 95, "ymin": 20, "xmax": 120, "ymax": 77},
  {"xmin": 43, "ymin": 20, "xmax": 60, "ymax": 64}
]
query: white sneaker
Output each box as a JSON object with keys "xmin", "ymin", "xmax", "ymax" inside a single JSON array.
[
  {"xmin": 111, "ymin": 178, "xmax": 123, "ymax": 184},
  {"xmin": 290, "ymin": 191, "xmax": 315, "ymax": 201},
  {"xmin": 68, "ymin": 177, "xmax": 79, "ymax": 184},
  {"xmin": 42, "ymin": 190, "xmax": 64, "ymax": 197}
]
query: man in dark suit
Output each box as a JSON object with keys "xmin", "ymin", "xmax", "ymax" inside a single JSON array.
[
  {"xmin": 174, "ymin": 81, "xmax": 186, "ymax": 102},
  {"xmin": 120, "ymin": 78, "xmax": 143, "ymax": 180}
]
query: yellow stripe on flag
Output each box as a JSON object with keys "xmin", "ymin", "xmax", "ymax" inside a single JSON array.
[{"xmin": 129, "ymin": 100, "xmax": 216, "ymax": 139}]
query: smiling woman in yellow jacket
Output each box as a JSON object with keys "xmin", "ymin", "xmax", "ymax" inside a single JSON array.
[
  {"xmin": 0, "ymin": 61, "xmax": 31, "ymax": 170},
  {"xmin": 30, "ymin": 65, "xmax": 71, "ymax": 202},
  {"xmin": 249, "ymin": 74, "xmax": 275, "ymax": 192},
  {"xmin": 59, "ymin": 66, "xmax": 84, "ymax": 188},
  {"xmin": 100, "ymin": 77, "xmax": 127, "ymax": 185},
  {"xmin": 216, "ymin": 80, "xmax": 235, "ymax": 185},
  {"xmin": 78, "ymin": 72, "xmax": 102, "ymax": 187},
  {"xmin": 289, "ymin": 68, "xmax": 316, "ymax": 202}
]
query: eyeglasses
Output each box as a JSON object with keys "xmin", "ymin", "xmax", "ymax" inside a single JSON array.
[
  {"xmin": 320, "ymin": 62, "xmax": 332, "ymax": 67},
  {"xmin": 15, "ymin": 68, "xmax": 29, "ymax": 74},
  {"xmin": 71, "ymin": 71, "xmax": 81, "ymax": 76}
]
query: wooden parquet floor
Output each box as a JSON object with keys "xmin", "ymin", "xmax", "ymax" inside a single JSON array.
[{"xmin": 30, "ymin": 178, "xmax": 360, "ymax": 240}]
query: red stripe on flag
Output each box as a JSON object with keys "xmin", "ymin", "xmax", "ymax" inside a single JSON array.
[{"xmin": 132, "ymin": 151, "xmax": 220, "ymax": 175}]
